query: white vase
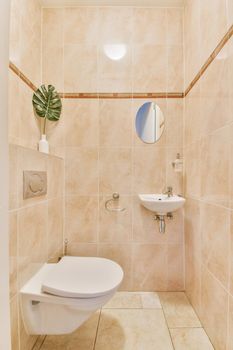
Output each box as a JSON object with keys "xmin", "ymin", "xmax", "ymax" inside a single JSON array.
[{"xmin": 39, "ymin": 134, "xmax": 49, "ymax": 154}]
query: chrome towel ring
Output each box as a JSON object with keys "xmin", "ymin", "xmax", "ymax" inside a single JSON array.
[{"xmin": 105, "ymin": 193, "xmax": 126, "ymax": 212}]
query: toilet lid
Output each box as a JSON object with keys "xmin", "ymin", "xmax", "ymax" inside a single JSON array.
[{"xmin": 41, "ymin": 256, "xmax": 124, "ymax": 298}]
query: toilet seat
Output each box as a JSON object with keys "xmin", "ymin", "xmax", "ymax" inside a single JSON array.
[{"xmin": 42, "ymin": 256, "xmax": 124, "ymax": 299}]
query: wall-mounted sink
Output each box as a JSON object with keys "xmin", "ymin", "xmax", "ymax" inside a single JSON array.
[{"xmin": 138, "ymin": 194, "xmax": 185, "ymax": 215}]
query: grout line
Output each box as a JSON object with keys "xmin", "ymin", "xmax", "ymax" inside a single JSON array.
[
  {"xmin": 37, "ymin": 335, "xmax": 47, "ymax": 350},
  {"xmin": 159, "ymin": 297, "xmax": 175, "ymax": 349},
  {"xmin": 93, "ymin": 309, "xmax": 102, "ymax": 350}
]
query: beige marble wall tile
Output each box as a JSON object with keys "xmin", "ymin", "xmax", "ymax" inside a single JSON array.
[
  {"xmin": 227, "ymin": 0, "xmax": 233, "ymax": 27},
  {"xmin": 99, "ymin": 148, "xmax": 132, "ymax": 195},
  {"xmin": 200, "ymin": 46, "xmax": 231, "ymax": 137},
  {"xmin": 65, "ymin": 147, "xmax": 99, "ymax": 195},
  {"xmin": 184, "ymin": 0, "xmax": 201, "ymax": 86},
  {"xmin": 98, "ymin": 243, "xmax": 133, "ymax": 290},
  {"xmin": 167, "ymin": 8, "xmax": 183, "ymax": 46},
  {"xmin": 230, "ymin": 96, "xmax": 233, "ymax": 210},
  {"xmin": 9, "ymin": 0, "xmax": 21, "ymax": 66},
  {"xmin": 67, "ymin": 243, "xmax": 98, "ymax": 257},
  {"xmin": 10, "ymin": 296, "xmax": 19, "ymax": 350},
  {"xmin": 201, "ymin": 266, "xmax": 228, "ymax": 350},
  {"xmin": 64, "ymin": 44, "xmax": 98, "ymax": 92},
  {"xmin": 159, "ymin": 292, "xmax": 201, "ymax": 328},
  {"xmin": 170, "ymin": 328, "xmax": 214, "ymax": 350},
  {"xmin": 95, "ymin": 309, "xmax": 173, "ymax": 350},
  {"xmin": 229, "ymin": 39, "xmax": 233, "ymax": 134},
  {"xmin": 227, "ymin": 294, "xmax": 233, "ymax": 350},
  {"xmin": 8, "ymin": 71, "xmax": 20, "ymax": 146},
  {"xmin": 201, "ymin": 202, "xmax": 230, "ymax": 288},
  {"xmin": 42, "ymin": 8, "xmax": 64, "ymax": 91},
  {"xmin": 133, "ymin": 8, "xmax": 167, "ymax": 45},
  {"xmin": 133, "ymin": 146, "xmax": 166, "ymax": 194},
  {"xmin": 167, "ymin": 244, "xmax": 184, "ymax": 291},
  {"xmin": 184, "ymin": 82, "xmax": 201, "ymax": 146},
  {"xmin": 230, "ymin": 211, "xmax": 233, "ymax": 294},
  {"xmin": 184, "ymin": 142, "xmax": 202, "ymax": 198},
  {"xmin": 166, "ymin": 99, "xmax": 183, "ymax": 148},
  {"xmin": 64, "ymin": 7, "xmax": 98, "ymax": 45},
  {"xmin": 18, "ymin": 203, "xmax": 48, "ymax": 287},
  {"xmin": 98, "ymin": 7, "xmax": 132, "ymax": 44},
  {"xmin": 65, "ymin": 196, "xmax": 98, "ymax": 243},
  {"xmin": 46, "ymin": 115, "xmax": 66, "ymax": 152},
  {"xmin": 9, "ymin": 212, "xmax": 18, "ymax": 299},
  {"xmin": 47, "ymin": 156, "xmax": 64, "ymax": 199},
  {"xmin": 185, "ymin": 198, "xmax": 201, "ymax": 259},
  {"xmin": 133, "ymin": 45, "xmax": 167, "ymax": 92},
  {"xmin": 185, "ymin": 255, "xmax": 202, "ymax": 318},
  {"xmin": 48, "ymin": 198, "xmax": 63, "ymax": 258},
  {"xmin": 42, "ymin": 46, "xmax": 64, "ymax": 92},
  {"xmin": 168, "ymin": 46, "xmax": 184, "ymax": 92},
  {"xmin": 201, "ymin": 127, "xmax": 230, "ymax": 207},
  {"xmin": 99, "ymin": 100, "xmax": 132, "ymax": 147},
  {"xmin": 64, "ymin": 99, "xmax": 99, "ymax": 147},
  {"xmin": 99, "ymin": 196, "xmax": 132, "ymax": 243},
  {"xmin": 132, "ymin": 244, "xmax": 167, "ymax": 291},
  {"xmin": 42, "ymin": 8, "xmax": 63, "ymax": 46},
  {"xmin": 185, "ymin": 199, "xmax": 201, "ymax": 314},
  {"xmin": 19, "ymin": 80, "xmax": 40, "ymax": 150},
  {"xmin": 19, "ymin": 0, "xmax": 42, "ymax": 86},
  {"xmin": 200, "ymin": 0, "xmax": 227, "ymax": 64},
  {"xmin": 9, "ymin": 144, "xmax": 18, "ymax": 210}
]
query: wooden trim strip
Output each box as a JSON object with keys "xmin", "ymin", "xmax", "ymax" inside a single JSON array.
[
  {"xmin": 60, "ymin": 92, "xmax": 184, "ymax": 99},
  {"xmin": 9, "ymin": 62, "xmax": 37, "ymax": 92},
  {"xmin": 8, "ymin": 24, "xmax": 233, "ymax": 99},
  {"xmin": 184, "ymin": 24, "xmax": 233, "ymax": 97}
]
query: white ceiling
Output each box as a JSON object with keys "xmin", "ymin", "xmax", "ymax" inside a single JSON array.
[{"xmin": 41, "ymin": 0, "xmax": 184, "ymax": 7}]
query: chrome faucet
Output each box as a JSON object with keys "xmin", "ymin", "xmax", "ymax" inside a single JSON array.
[{"xmin": 163, "ymin": 186, "xmax": 173, "ymax": 197}]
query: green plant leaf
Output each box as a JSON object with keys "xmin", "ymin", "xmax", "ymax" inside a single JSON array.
[{"xmin": 32, "ymin": 84, "xmax": 62, "ymax": 122}]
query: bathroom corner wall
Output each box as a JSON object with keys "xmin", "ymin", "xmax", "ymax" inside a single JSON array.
[
  {"xmin": 9, "ymin": 1, "xmax": 65, "ymax": 349},
  {"xmin": 42, "ymin": 6, "xmax": 185, "ymax": 292},
  {"xmin": 184, "ymin": 0, "xmax": 233, "ymax": 349}
]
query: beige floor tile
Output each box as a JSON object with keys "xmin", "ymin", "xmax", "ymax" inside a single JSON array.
[
  {"xmin": 170, "ymin": 328, "xmax": 214, "ymax": 350},
  {"xmin": 103, "ymin": 292, "xmax": 142, "ymax": 309},
  {"xmin": 140, "ymin": 292, "xmax": 162, "ymax": 309},
  {"xmin": 95, "ymin": 309, "xmax": 173, "ymax": 350},
  {"xmin": 159, "ymin": 292, "xmax": 201, "ymax": 328},
  {"xmin": 40, "ymin": 311, "xmax": 100, "ymax": 350}
]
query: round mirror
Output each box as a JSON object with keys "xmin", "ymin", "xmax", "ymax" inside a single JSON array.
[{"xmin": 135, "ymin": 102, "xmax": 165, "ymax": 144}]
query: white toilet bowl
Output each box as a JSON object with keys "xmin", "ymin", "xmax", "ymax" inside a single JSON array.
[{"xmin": 20, "ymin": 256, "xmax": 124, "ymax": 335}]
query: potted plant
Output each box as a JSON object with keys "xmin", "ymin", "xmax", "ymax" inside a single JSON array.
[{"xmin": 32, "ymin": 84, "xmax": 62, "ymax": 154}]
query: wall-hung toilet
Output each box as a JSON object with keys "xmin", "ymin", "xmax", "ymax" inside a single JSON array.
[{"xmin": 20, "ymin": 256, "xmax": 124, "ymax": 335}]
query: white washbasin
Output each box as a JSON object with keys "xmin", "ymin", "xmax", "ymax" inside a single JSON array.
[{"xmin": 138, "ymin": 194, "xmax": 185, "ymax": 215}]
